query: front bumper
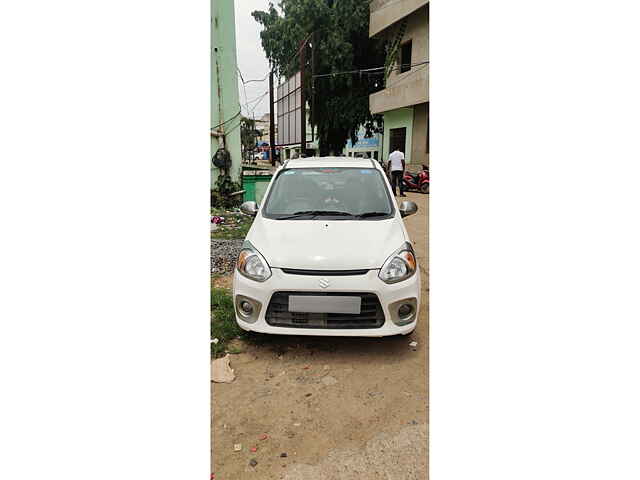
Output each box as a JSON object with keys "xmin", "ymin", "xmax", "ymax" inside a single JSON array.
[{"xmin": 232, "ymin": 268, "xmax": 421, "ymax": 337}]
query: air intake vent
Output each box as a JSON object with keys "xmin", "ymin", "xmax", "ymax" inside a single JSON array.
[
  {"xmin": 280, "ymin": 268, "xmax": 369, "ymax": 276},
  {"xmin": 265, "ymin": 292, "xmax": 384, "ymax": 329}
]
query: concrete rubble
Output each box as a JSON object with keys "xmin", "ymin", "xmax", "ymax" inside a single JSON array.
[{"xmin": 211, "ymin": 354, "xmax": 236, "ymax": 383}]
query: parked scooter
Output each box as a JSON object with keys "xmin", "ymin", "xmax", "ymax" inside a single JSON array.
[{"xmin": 402, "ymin": 165, "xmax": 429, "ymax": 194}]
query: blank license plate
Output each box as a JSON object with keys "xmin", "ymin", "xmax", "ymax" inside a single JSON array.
[{"xmin": 288, "ymin": 296, "xmax": 361, "ymax": 314}]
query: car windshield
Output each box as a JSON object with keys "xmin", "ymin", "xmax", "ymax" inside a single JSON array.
[{"xmin": 262, "ymin": 167, "xmax": 394, "ymax": 220}]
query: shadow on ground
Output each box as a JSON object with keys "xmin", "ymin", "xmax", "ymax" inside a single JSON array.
[{"xmin": 242, "ymin": 331, "xmax": 418, "ymax": 364}]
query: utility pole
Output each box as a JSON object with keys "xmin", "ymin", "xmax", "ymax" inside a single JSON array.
[
  {"xmin": 300, "ymin": 38, "xmax": 306, "ymax": 156},
  {"xmin": 311, "ymin": 32, "xmax": 315, "ymax": 144},
  {"xmin": 269, "ymin": 70, "xmax": 276, "ymax": 166}
]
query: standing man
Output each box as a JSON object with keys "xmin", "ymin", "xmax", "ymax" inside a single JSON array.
[{"xmin": 388, "ymin": 148, "xmax": 406, "ymax": 197}]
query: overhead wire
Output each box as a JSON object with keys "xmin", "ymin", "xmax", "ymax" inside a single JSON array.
[
  {"xmin": 242, "ymin": 73, "xmax": 269, "ymax": 84},
  {"xmin": 274, "ymin": 31, "xmax": 314, "ymax": 78},
  {"xmin": 238, "ymin": 66, "xmax": 270, "ymax": 119},
  {"xmin": 311, "ymin": 60, "xmax": 429, "ymax": 79},
  {"xmin": 250, "ymin": 92, "xmax": 269, "ymax": 109},
  {"xmin": 245, "ymin": 90, "xmax": 269, "ymax": 106},
  {"xmin": 211, "ymin": 109, "xmax": 241, "ymax": 130},
  {"xmin": 383, "ymin": 63, "xmax": 428, "ymax": 89},
  {"xmin": 237, "ymin": 65, "xmax": 270, "ymax": 85},
  {"xmin": 237, "ymin": 67, "xmax": 251, "ymax": 114}
]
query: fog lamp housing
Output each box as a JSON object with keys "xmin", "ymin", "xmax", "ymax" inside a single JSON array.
[
  {"xmin": 240, "ymin": 301, "xmax": 253, "ymax": 314},
  {"xmin": 235, "ymin": 295, "xmax": 261, "ymax": 324},
  {"xmin": 389, "ymin": 297, "xmax": 418, "ymax": 326}
]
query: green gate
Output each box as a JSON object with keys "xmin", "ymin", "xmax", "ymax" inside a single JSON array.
[{"xmin": 242, "ymin": 174, "xmax": 272, "ymax": 204}]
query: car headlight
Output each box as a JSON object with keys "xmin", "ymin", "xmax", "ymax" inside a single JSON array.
[
  {"xmin": 378, "ymin": 242, "xmax": 417, "ymax": 284},
  {"xmin": 236, "ymin": 241, "xmax": 272, "ymax": 282}
]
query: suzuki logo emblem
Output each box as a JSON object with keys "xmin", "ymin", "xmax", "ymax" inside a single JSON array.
[{"xmin": 318, "ymin": 278, "xmax": 330, "ymax": 289}]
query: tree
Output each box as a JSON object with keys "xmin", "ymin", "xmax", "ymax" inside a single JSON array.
[
  {"xmin": 252, "ymin": 0, "xmax": 385, "ymax": 156},
  {"xmin": 240, "ymin": 116, "xmax": 258, "ymax": 160}
]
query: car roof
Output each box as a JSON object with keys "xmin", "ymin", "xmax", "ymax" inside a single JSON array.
[{"xmin": 285, "ymin": 156, "xmax": 380, "ymax": 169}]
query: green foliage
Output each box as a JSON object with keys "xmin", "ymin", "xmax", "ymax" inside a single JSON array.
[
  {"xmin": 240, "ymin": 116, "xmax": 258, "ymax": 159},
  {"xmin": 252, "ymin": 0, "xmax": 386, "ymax": 155},
  {"xmin": 211, "ymin": 179, "xmax": 243, "ymax": 209},
  {"xmin": 211, "ymin": 287, "xmax": 246, "ymax": 358},
  {"xmin": 211, "ymin": 212, "xmax": 254, "ymax": 240}
]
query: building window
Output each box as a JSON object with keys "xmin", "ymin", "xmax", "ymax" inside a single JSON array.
[
  {"xmin": 400, "ymin": 41, "xmax": 412, "ymax": 73},
  {"xmin": 389, "ymin": 127, "xmax": 407, "ymax": 154}
]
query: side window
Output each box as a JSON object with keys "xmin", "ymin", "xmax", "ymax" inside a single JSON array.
[{"xmin": 400, "ymin": 40, "xmax": 412, "ymax": 73}]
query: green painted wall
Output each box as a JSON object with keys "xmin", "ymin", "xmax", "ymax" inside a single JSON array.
[
  {"xmin": 255, "ymin": 179, "xmax": 270, "ymax": 204},
  {"xmin": 381, "ymin": 107, "xmax": 414, "ymax": 166},
  {"xmin": 242, "ymin": 175, "xmax": 272, "ymax": 204},
  {"xmin": 211, "ymin": 0, "xmax": 242, "ymax": 186}
]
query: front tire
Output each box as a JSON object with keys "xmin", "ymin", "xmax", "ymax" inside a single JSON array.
[{"xmin": 420, "ymin": 183, "xmax": 429, "ymax": 194}]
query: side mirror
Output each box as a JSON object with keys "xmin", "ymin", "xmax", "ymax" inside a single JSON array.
[
  {"xmin": 240, "ymin": 201, "xmax": 259, "ymax": 217},
  {"xmin": 398, "ymin": 200, "xmax": 418, "ymax": 218}
]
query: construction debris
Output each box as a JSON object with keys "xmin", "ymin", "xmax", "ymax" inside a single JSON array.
[{"xmin": 211, "ymin": 354, "xmax": 236, "ymax": 383}]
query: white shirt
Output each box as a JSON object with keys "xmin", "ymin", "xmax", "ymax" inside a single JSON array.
[{"xmin": 389, "ymin": 150, "xmax": 405, "ymax": 171}]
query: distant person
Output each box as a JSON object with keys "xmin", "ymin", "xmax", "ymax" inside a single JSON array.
[{"xmin": 388, "ymin": 148, "xmax": 406, "ymax": 197}]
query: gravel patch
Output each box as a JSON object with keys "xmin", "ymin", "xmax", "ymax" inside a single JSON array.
[{"xmin": 211, "ymin": 239, "xmax": 243, "ymax": 275}]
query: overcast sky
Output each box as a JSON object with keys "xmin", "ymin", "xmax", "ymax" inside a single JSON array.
[{"xmin": 234, "ymin": 0, "xmax": 273, "ymax": 119}]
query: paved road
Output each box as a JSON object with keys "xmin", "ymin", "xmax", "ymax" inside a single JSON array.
[{"xmin": 212, "ymin": 192, "xmax": 429, "ymax": 479}]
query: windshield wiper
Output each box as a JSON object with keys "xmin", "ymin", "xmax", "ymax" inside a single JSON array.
[
  {"xmin": 355, "ymin": 211, "xmax": 391, "ymax": 218},
  {"xmin": 275, "ymin": 210, "xmax": 354, "ymax": 220}
]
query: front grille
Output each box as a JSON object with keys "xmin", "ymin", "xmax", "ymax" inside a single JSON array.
[
  {"xmin": 280, "ymin": 268, "xmax": 369, "ymax": 276},
  {"xmin": 265, "ymin": 291, "xmax": 385, "ymax": 329}
]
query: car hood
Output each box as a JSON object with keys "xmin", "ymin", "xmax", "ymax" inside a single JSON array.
[{"xmin": 247, "ymin": 217, "xmax": 406, "ymax": 270}]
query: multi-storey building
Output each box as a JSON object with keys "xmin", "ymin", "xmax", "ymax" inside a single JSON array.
[{"xmin": 369, "ymin": 0, "xmax": 429, "ymax": 170}]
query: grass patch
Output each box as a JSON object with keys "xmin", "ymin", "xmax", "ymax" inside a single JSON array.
[
  {"xmin": 211, "ymin": 287, "xmax": 246, "ymax": 358},
  {"xmin": 226, "ymin": 345, "xmax": 245, "ymax": 354},
  {"xmin": 211, "ymin": 210, "xmax": 254, "ymax": 240}
]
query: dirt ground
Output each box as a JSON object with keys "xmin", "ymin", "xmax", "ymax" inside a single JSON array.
[{"xmin": 212, "ymin": 192, "xmax": 429, "ymax": 479}]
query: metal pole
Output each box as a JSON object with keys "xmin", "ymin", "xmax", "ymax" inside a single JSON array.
[
  {"xmin": 311, "ymin": 32, "xmax": 315, "ymax": 144},
  {"xmin": 300, "ymin": 38, "xmax": 306, "ymax": 156},
  {"xmin": 269, "ymin": 70, "xmax": 276, "ymax": 166}
]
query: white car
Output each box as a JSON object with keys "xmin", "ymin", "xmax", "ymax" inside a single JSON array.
[{"xmin": 233, "ymin": 156, "xmax": 420, "ymax": 337}]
